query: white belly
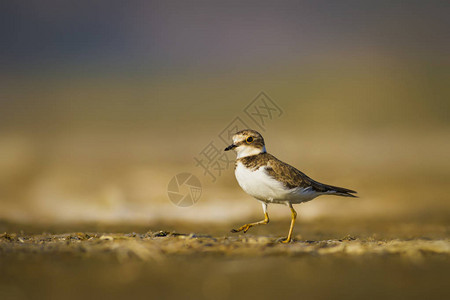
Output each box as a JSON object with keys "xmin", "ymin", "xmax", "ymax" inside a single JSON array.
[{"xmin": 234, "ymin": 162, "xmax": 319, "ymax": 204}]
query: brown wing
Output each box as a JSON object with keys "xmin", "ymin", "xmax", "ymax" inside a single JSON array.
[
  {"xmin": 264, "ymin": 154, "xmax": 317, "ymax": 189},
  {"xmin": 264, "ymin": 154, "xmax": 357, "ymax": 197}
]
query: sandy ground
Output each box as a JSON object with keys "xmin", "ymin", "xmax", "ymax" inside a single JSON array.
[
  {"xmin": 1, "ymin": 219, "xmax": 449, "ymax": 300},
  {"xmin": 1, "ymin": 58, "xmax": 448, "ymax": 300}
]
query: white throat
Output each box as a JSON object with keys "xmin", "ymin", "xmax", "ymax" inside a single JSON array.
[{"xmin": 236, "ymin": 145, "xmax": 266, "ymax": 159}]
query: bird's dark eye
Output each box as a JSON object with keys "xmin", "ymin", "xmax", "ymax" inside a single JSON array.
[{"xmin": 246, "ymin": 137, "xmax": 253, "ymax": 144}]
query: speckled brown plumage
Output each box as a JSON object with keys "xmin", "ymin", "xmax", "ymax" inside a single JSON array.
[{"xmin": 236, "ymin": 152, "xmax": 357, "ymax": 196}]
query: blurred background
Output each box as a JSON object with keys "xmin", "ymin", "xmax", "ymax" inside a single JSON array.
[{"xmin": 0, "ymin": 0, "xmax": 449, "ymax": 228}]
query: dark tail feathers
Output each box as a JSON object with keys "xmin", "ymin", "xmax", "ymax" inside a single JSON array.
[{"xmin": 323, "ymin": 184, "xmax": 358, "ymax": 198}]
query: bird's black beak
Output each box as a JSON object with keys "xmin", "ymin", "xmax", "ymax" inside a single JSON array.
[{"xmin": 224, "ymin": 144, "xmax": 237, "ymax": 151}]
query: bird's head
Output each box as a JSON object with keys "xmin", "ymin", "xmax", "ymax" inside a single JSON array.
[{"xmin": 224, "ymin": 129, "xmax": 266, "ymax": 158}]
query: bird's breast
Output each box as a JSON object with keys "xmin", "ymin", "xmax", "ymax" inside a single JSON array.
[
  {"xmin": 234, "ymin": 162, "xmax": 320, "ymax": 203},
  {"xmin": 234, "ymin": 162, "xmax": 288, "ymax": 202}
]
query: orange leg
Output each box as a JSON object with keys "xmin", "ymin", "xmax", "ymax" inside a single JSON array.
[
  {"xmin": 281, "ymin": 203, "xmax": 297, "ymax": 243},
  {"xmin": 231, "ymin": 202, "xmax": 269, "ymax": 233}
]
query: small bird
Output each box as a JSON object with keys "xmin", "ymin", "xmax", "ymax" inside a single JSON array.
[{"xmin": 225, "ymin": 129, "xmax": 357, "ymax": 243}]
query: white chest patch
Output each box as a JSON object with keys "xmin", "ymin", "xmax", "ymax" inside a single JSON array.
[{"xmin": 234, "ymin": 162, "xmax": 320, "ymax": 204}]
